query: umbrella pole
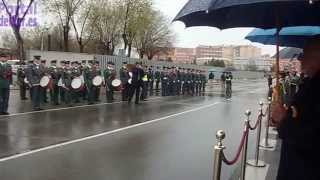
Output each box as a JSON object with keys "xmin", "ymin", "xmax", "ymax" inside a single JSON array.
[{"xmin": 275, "ymin": 27, "xmax": 281, "ymax": 102}]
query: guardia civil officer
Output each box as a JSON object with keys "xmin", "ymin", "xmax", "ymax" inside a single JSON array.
[
  {"xmin": 84, "ymin": 60, "xmax": 95, "ymax": 104},
  {"xmin": 176, "ymin": 67, "xmax": 182, "ymax": 95},
  {"xmin": 80, "ymin": 60, "xmax": 87, "ymax": 101},
  {"xmin": 104, "ymin": 62, "xmax": 116, "ymax": 102},
  {"xmin": 40, "ymin": 60, "xmax": 48, "ymax": 103},
  {"xmin": 71, "ymin": 61, "xmax": 82, "ymax": 103},
  {"xmin": 48, "ymin": 60, "xmax": 60, "ymax": 105},
  {"xmin": 26, "ymin": 56, "xmax": 45, "ymax": 111},
  {"xmin": 94, "ymin": 61, "xmax": 102, "ymax": 102},
  {"xmin": 58, "ymin": 60, "xmax": 66, "ymax": 103},
  {"xmin": 155, "ymin": 66, "xmax": 161, "ymax": 92},
  {"xmin": 61, "ymin": 61, "xmax": 73, "ymax": 106},
  {"xmin": 161, "ymin": 67, "xmax": 169, "ymax": 96},
  {"xmin": 120, "ymin": 62, "xmax": 130, "ymax": 101},
  {"xmin": 17, "ymin": 62, "xmax": 28, "ymax": 100},
  {"xmin": 0, "ymin": 54, "xmax": 12, "ymax": 115},
  {"xmin": 128, "ymin": 62, "xmax": 144, "ymax": 104},
  {"xmin": 148, "ymin": 66, "xmax": 155, "ymax": 95},
  {"xmin": 140, "ymin": 65, "xmax": 149, "ymax": 101}
]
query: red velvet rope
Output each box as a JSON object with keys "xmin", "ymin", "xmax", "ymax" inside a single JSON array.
[
  {"xmin": 222, "ymin": 127, "xmax": 249, "ymax": 165},
  {"xmin": 249, "ymin": 115, "xmax": 262, "ymax": 130}
]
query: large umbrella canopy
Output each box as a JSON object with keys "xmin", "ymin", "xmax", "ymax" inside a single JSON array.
[
  {"xmin": 245, "ymin": 26, "xmax": 320, "ymax": 48},
  {"xmin": 174, "ymin": 0, "xmax": 320, "ymax": 29}
]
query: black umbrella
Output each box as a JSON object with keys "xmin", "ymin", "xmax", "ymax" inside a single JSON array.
[
  {"xmin": 174, "ymin": 0, "xmax": 320, "ymax": 95},
  {"xmin": 175, "ymin": 0, "xmax": 320, "ymax": 29}
]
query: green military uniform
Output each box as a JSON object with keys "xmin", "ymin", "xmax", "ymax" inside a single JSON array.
[
  {"xmin": 61, "ymin": 61, "xmax": 73, "ymax": 106},
  {"xmin": 0, "ymin": 59, "xmax": 12, "ymax": 115},
  {"xmin": 84, "ymin": 61, "xmax": 102, "ymax": 104},
  {"xmin": 120, "ymin": 63, "xmax": 130, "ymax": 101},
  {"xmin": 103, "ymin": 64, "xmax": 116, "ymax": 102},
  {"xmin": 26, "ymin": 56, "xmax": 45, "ymax": 111},
  {"xmin": 71, "ymin": 62, "xmax": 82, "ymax": 103},
  {"xmin": 40, "ymin": 60, "xmax": 48, "ymax": 103},
  {"xmin": 17, "ymin": 65, "xmax": 28, "ymax": 100},
  {"xmin": 155, "ymin": 67, "xmax": 161, "ymax": 91},
  {"xmin": 48, "ymin": 61, "xmax": 61, "ymax": 105},
  {"xmin": 201, "ymin": 71, "xmax": 207, "ymax": 92}
]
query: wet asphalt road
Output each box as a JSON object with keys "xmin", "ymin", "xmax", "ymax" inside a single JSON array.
[{"xmin": 0, "ymin": 80, "xmax": 269, "ymax": 180}]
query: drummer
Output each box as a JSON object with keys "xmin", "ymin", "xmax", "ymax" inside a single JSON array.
[
  {"xmin": 61, "ymin": 61, "xmax": 73, "ymax": 106},
  {"xmin": 40, "ymin": 60, "xmax": 48, "ymax": 103},
  {"xmin": 48, "ymin": 60, "xmax": 60, "ymax": 105},
  {"xmin": 58, "ymin": 60, "xmax": 66, "ymax": 103},
  {"xmin": 80, "ymin": 60, "xmax": 87, "ymax": 101},
  {"xmin": 26, "ymin": 56, "xmax": 45, "ymax": 111},
  {"xmin": 84, "ymin": 60, "xmax": 101, "ymax": 104},
  {"xmin": 93, "ymin": 60, "xmax": 102, "ymax": 102},
  {"xmin": 120, "ymin": 62, "xmax": 130, "ymax": 101},
  {"xmin": 103, "ymin": 61, "xmax": 116, "ymax": 102},
  {"xmin": 71, "ymin": 61, "xmax": 82, "ymax": 103}
]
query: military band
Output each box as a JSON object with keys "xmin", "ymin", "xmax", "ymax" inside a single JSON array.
[{"xmin": 1, "ymin": 55, "xmax": 210, "ymax": 113}]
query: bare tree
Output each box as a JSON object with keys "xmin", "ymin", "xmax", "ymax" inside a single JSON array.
[
  {"xmin": 135, "ymin": 10, "xmax": 175, "ymax": 60},
  {"xmin": 1, "ymin": 0, "xmax": 35, "ymax": 60},
  {"xmin": 90, "ymin": 0, "xmax": 123, "ymax": 55},
  {"xmin": 121, "ymin": 0, "xmax": 152, "ymax": 57},
  {"xmin": 71, "ymin": 0, "xmax": 96, "ymax": 53},
  {"xmin": 44, "ymin": 0, "xmax": 84, "ymax": 52}
]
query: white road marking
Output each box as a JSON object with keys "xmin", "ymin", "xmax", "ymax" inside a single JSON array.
[
  {"xmin": 0, "ymin": 101, "xmax": 222, "ymax": 162},
  {"xmin": 0, "ymin": 97, "xmax": 162, "ymax": 118}
]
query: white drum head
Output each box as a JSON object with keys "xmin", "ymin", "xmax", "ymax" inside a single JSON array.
[
  {"xmin": 93, "ymin": 76, "xmax": 103, "ymax": 86},
  {"xmin": 71, "ymin": 78, "xmax": 82, "ymax": 89},
  {"xmin": 112, "ymin": 79, "xmax": 121, "ymax": 87},
  {"xmin": 40, "ymin": 76, "xmax": 50, "ymax": 87},
  {"xmin": 24, "ymin": 77, "xmax": 29, "ymax": 84}
]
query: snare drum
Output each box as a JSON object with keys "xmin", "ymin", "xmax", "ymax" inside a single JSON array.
[
  {"xmin": 92, "ymin": 76, "xmax": 103, "ymax": 86},
  {"xmin": 71, "ymin": 78, "xmax": 84, "ymax": 91},
  {"xmin": 111, "ymin": 79, "xmax": 122, "ymax": 91},
  {"xmin": 40, "ymin": 76, "xmax": 51, "ymax": 88}
]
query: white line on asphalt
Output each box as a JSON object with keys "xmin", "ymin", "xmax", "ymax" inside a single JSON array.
[
  {"xmin": 0, "ymin": 101, "xmax": 222, "ymax": 162},
  {"xmin": 0, "ymin": 97, "xmax": 163, "ymax": 118}
]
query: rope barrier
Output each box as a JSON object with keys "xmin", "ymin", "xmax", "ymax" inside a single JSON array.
[
  {"xmin": 249, "ymin": 115, "xmax": 262, "ymax": 130},
  {"xmin": 222, "ymin": 127, "xmax": 249, "ymax": 165}
]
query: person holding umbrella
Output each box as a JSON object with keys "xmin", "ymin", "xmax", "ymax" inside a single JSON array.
[{"xmin": 271, "ymin": 37, "xmax": 320, "ymax": 180}]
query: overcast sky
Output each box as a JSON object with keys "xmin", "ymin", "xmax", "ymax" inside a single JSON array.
[{"xmin": 153, "ymin": 0, "xmax": 276, "ymax": 56}]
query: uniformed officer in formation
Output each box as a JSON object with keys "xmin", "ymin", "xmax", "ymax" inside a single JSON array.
[
  {"xmin": 61, "ymin": 61, "xmax": 73, "ymax": 106},
  {"xmin": 48, "ymin": 60, "xmax": 60, "ymax": 105},
  {"xmin": 71, "ymin": 61, "xmax": 82, "ymax": 103},
  {"xmin": 103, "ymin": 62, "xmax": 116, "ymax": 102},
  {"xmin": 161, "ymin": 67, "xmax": 169, "ymax": 96},
  {"xmin": 0, "ymin": 54, "xmax": 12, "ymax": 115},
  {"xmin": 84, "ymin": 60, "xmax": 102, "ymax": 104},
  {"xmin": 128, "ymin": 62, "xmax": 144, "ymax": 104},
  {"xmin": 155, "ymin": 66, "xmax": 161, "ymax": 92},
  {"xmin": 17, "ymin": 62, "xmax": 28, "ymax": 100},
  {"xmin": 58, "ymin": 60, "xmax": 66, "ymax": 103},
  {"xmin": 26, "ymin": 56, "xmax": 45, "ymax": 111},
  {"xmin": 148, "ymin": 66, "xmax": 155, "ymax": 95},
  {"xmin": 80, "ymin": 60, "xmax": 88, "ymax": 101},
  {"xmin": 120, "ymin": 62, "xmax": 130, "ymax": 101},
  {"xmin": 40, "ymin": 60, "xmax": 48, "ymax": 103}
]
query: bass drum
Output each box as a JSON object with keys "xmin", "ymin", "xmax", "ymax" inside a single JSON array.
[
  {"xmin": 71, "ymin": 78, "xmax": 84, "ymax": 91},
  {"xmin": 92, "ymin": 76, "xmax": 103, "ymax": 86},
  {"xmin": 111, "ymin": 79, "xmax": 122, "ymax": 91},
  {"xmin": 40, "ymin": 76, "xmax": 51, "ymax": 88}
]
